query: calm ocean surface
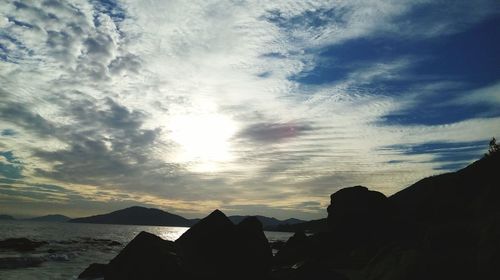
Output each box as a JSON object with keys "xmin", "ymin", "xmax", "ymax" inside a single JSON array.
[{"xmin": 0, "ymin": 220, "xmax": 293, "ymax": 280}]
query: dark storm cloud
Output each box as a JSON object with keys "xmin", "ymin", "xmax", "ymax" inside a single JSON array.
[{"xmin": 237, "ymin": 122, "xmax": 315, "ymax": 143}]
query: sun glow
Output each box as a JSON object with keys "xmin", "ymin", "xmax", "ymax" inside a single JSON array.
[{"xmin": 169, "ymin": 112, "xmax": 237, "ymax": 172}]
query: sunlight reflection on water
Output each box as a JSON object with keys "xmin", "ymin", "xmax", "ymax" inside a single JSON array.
[{"xmin": 157, "ymin": 227, "xmax": 189, "ymax": 241}]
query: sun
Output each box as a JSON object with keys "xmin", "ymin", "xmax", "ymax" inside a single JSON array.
[{"xmin": 168, "ymin": 111, "xmax": 237, "ymax": 172}]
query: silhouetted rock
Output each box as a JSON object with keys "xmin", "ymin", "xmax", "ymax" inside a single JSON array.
[
  {"xmin": 0, "ymin": 238, "xmax": 47, "ymax": 251},
  {"xmin": 235, "ymin": 216, "xmax": 273, "ymax": 275},
  {"xmin": 105, "ymin": 231, "xmax": 183, "ymax": 280},
  {"xmin": 274, "ymin": 231, "xmax": 310, "ymax": 266},
  {"xmin": 390, "ymin": 152, "xmax": 500, "ymax": 225},
  {"xmin": 78, "ymin": 263, "xmax": 107, "ymax": 279},
  {"xmin": 69, "ymin": 206, "xmax": 193, "ymax": 227},
  {"xmin": 322, "ymin": 186, "xmax": 394, "ymax": 268},
  {"xmin": 327, "ymin": 186, "xmax": 392, "ymax": 233},
  {"xmin": 176, "ymin": 209, "xmax": 234, "ymax": 278},
  {"xmin": 361, "ymin": 153, "xmax": 500, "ymax": 280},
  {"xmin": 176, "ymin": 210, "xmax": 272, "ymax": 278}
]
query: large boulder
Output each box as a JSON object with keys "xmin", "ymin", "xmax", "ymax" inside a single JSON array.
[
  {"xmin": 175, "ymin": 210, "xmax": 272, "ymax": 278},
  {"xmin": 327, "ymin": 186, "xmax": 392, "ymax": 231},
  {"xmin": 105, "ymin": 231, "xmax": 183, "ymax": 280},
  {"xmin": 322, "ymin": 186, "xmax": 395, "ymax": 268},
  {"xmin": 78, "ymin": 263, "xmax": 107, "ymax": 279},
  {"xmin": 235, "ymin": 216, "xmax": 273, "ymax": 275},
  {"xmin": 327, "ymin": 186, "xmax": 393, "ymax": 243},
  {"xmin": 274, "ymin": 231, "xmax": 310, "ymax": 266}
]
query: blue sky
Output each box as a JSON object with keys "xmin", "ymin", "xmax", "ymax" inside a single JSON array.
[{"xmin": 0, "ymin": 0, "xmax": 499, "ymax": 219}]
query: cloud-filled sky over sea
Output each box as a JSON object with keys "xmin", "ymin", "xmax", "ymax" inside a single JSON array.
[{"xmin": 1, "ymin": 0, "xmax": 499, "ymax": 219}]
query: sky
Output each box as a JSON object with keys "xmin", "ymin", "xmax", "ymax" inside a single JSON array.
[{"xmin": 0, "ymin": 0, "xmax": 499, "ymax": 220}]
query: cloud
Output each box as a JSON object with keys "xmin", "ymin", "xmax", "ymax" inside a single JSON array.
[
  {"xmin": 0, "ymin": 0, "xmax": 498, "ymax": 219},
  {"xmin": 454, "ymin": 82, "xmax": 500, "ymax": 106},
  {"xmin": 237, "ymin": 122, "xmax": 315, "ymax": 143},
  {"xmin": 0, "ymin": 151, "xmax": 23, "ymax": 179}
]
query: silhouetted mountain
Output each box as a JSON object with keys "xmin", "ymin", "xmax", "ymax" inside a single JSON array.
[
  {"xmin": 0, "ymin": 214, "xmax": 15, "ymax": 220},
  {"xmin": 271, "ymin": 218, "xmax": 328, "ymax": 233},
  {"xmin": 69, "ymin": 206, "xmax": 193, "ymax": 227},
  {"xmin": 228, "ymin": 215, "xmax": 305, "ymax": 230},
  {"xmin": 390, "ymin": 152, "xmax": 500, "ymax": 224},
  {"xmin": 282, "ymin": 218, "xmax": 304, "ymax": 224},
  {"xmin": 26, "ymin": 214, "xmax": 70, "ymax": 222}
]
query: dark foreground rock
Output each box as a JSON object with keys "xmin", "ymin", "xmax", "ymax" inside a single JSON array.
[
  {"xmin": 78, "ymin": 263, "xmax": 107, "ymax": 279},
  {"xmin": 79, "ymin": 231, "xmax": 182, "ymax": 279},
  {"xmin": 105, "ymin": 231, "xmax": 182, "ymax": 280},
  {"xmin": 0, "ymin": 238, "xmax": 47, "ymax": 251},
  {"xmin": 176, "ymin": 210, "xmax": 272, "ymax": 279},
  {"xmin": 79, "ymin": 212, "xmax": 272, "ymax": 279},
  {"xmin": 274, "ymin": 231, "xmax": 310, "ymax": 266},
  {"xmin": 319, "ymin": 186, "xmax": 395, "ymax": 269}
]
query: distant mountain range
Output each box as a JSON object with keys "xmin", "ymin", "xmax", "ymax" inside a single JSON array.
[
  {"xmin": 270, "ymin": 218, "xmax": 328, "ymax": 233},
  {"xmin": 0, "ymin": 214, "xmax": 70, "ymax": 222},
  {"xmin": 27, "ymin": 214, "xmax": 70, "ymax": 222},
  {"xmin": 68, "ymin": 206, "xmax": 306, "ymax": 230}
]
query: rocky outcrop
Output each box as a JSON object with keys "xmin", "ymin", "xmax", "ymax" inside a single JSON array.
[
  {"xmin": 175, "ymin": 209, "xmax": 235, "ymax": 278},
  {"xmin": 274, "ymin": 231, "xmax": 310, "ymax": 266},
  {"xmin": 175, "ymin": 210, "xmax": 272, "ymax": 279},
  {"xmin": 0, "ymin": 238, "xmax": 47, "ymax": 251},
  {"xmin": 327, "ymin": 186, "xmax": 393, "ymax": 234},
  {"xmin": 234, "ymin": 216, "xmax": 273, "ymax": 276},
  {"xmin": 104, "ymin": 231, "xmax": 182, "ymax": 280},
  {"xmin": 78, "ymin": 263, "xmax": 107, "ymax": 279},
  {"xmin": 79, "ymin": 210, "xmax": 273, "ymax": 279},
  {"xmin": 322, "ymin": 186, "xmax": 395, "ymax": 268},
  {"xmin": 78, "ymin": 231, "xmax": 183, "ymax": 280}
]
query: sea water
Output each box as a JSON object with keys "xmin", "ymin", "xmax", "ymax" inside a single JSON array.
[{"xmin": 0, "ymin": 220, "xmax": 293, "ymax": 280}]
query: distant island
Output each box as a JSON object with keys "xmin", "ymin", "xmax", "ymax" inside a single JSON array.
[
  {"xmin": 69, "ymin": 206, "xmax": 195, "ymax": 227},
  {"xmin": 26, "ymin": 214, "xmax": 70, "ymax": 222},
  {"xmin": 0, "ymin": 214, "xmax": 70, "ymax": 222}
]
